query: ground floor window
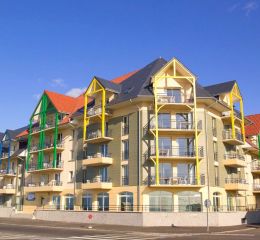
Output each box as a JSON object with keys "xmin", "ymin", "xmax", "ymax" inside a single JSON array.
[
  {"xmin": 119, "ymin": 192, "xmax": 133, "ymax": 211},
  {"xmin": 98, "ymin": 192, "xmax": 109, "ymax": 211},
  {"xmin": 213, "ymin": 192, "xmax": 221, "ymax": 212},
  {"xmin": 82, "ymin": 193, "xmax": 92, "ymax": 211},
  {"xmin": 52, "ymin": 195, "xmax": 61, "ymax": 210},
  {"xmin": 149, "ymin": 191, "xmax": 173, "ymax": 212},
  {"xmin": 178, "ymin": 191, "xmax": 202, "ymax": 212}
]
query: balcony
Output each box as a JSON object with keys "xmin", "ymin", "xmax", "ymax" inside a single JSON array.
[
  {"xmin": 149, "ymin": 146, "xmax": 204, "ymax": 161},
  {"xmin": 222, "ymin": 130, "xmax": 244, "ymax": 145},
  {"xmin": 31, "ymin": 120, "xmax": 59, "ymax": 135},
  {"xmin": 30, "ymin": 142, "xmax": 65, "ymax": 154},
  {"xmin": 82, "ymin": 153, "xmax": 113, "ymax": 166},
  {"xmin": 24, "ymin": 180, "xmax": 63, "ymax": 192},
  {"xmin": 0, "ymin": 169, "xmax": 16, "ymax": 177},
  {"xmin": 82, "ymin": 177, "xmax": 112, "ymax": 190},
  {"xmin": 87, "ymin": 105, "xmax": 111, "ymax": 122},
  {"xmin": 28, "ymin": 161, "xmax": 63, "ymax": 173},
  {"xmin": 156, "ymin": 93, "xmax": 194, "ymax": 110},
  {"xmin": 222, "ymin": 110, "xmax": 242, "ymax": 123},
  {"xmin": 224, "ymin": 178, "xmax": 248, "ymax": 191},
  {"xmin": 1, "ymin": 151, "xmax": 15, "ymax": 159},
  {"xmin": 251, "ymin": 161, "xmax": 260, "ymax": 174},
  {"xmin": 147, "ymin": 175, "xmax": 202, "ymax": 188},
  {"xmin": 85, "ymin": 129, "xmax": 113, "ymax": 144},
  {"xmin": 253, "ymin": 184, "xmax": 260, "ymax": 193},
  {"xmin": 149, "ymin": 120, "xmax": 202, "ymax": 135},
  {"xmin": 223, "ymin": 153, "xmax": 246, "ymax": 168},
  {"xmin": 0, "ymin": 184, "xmax": 15, "ymax": 194}
]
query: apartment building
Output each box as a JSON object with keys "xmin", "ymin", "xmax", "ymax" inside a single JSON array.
[
  {"xmin": 0, "ymin": 127, "xmax": 27, "ymax": 210},
  {"xmin": 8, "ymin": 57, "xmax": 259, "ymax": 213},
  {"xmin": 16, "ymin": 91, "xmax": 84, "ymax": 212},
  {"xmin": 245, "ymin": 114, "xmax": 260, "ymax": 206}
]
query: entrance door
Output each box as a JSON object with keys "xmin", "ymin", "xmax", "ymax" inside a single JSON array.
[{"xmin": 52, "ymin": 195, "xmax": 61, "ymax": 210}]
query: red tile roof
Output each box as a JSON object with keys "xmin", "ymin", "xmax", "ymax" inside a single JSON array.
[
  {"xmin": 245, "ymin": 114, "xmax": 260, "ymax": 136},
  {"xmin": 16, "ymin": 70, "xmax": 138, "ymax": 138},
  {"xmin": 111, "ymin": 70, "xmax": 138, "ymax": 84}
]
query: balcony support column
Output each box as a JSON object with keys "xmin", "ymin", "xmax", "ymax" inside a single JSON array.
[
  {"xmin": 26, "ymin": 119, "xmax": 33, "ymax": 171},
  {"xmin": 53, "ymin": 112, "xmax": 59, "ymax": 168}
]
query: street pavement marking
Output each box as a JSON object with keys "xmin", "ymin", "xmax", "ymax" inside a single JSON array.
[{"xmin": 55, "ymin": 233, "xmax": 170, "ymax": 240}]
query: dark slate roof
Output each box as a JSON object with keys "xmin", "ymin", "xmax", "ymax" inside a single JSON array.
[
  {"xmin": 204, "ymin": 80, "xmax": 236, "ymax": 96},
  {"xmin": 94, "ymin": 76, "xmax": 121, "ymax": 93},
  {"xmin": 5, "ymin": 126, "xmax": 28, "ymax": 140},
  {"xmin": 196, "ymin": 83, "xmax": 214, "ymax": 98},
  {"xmin": 109, "ymin": 58, "xmax": 168, "ymax": 105}
]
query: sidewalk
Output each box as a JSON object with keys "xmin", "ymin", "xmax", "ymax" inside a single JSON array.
[{"xmin": 0, "ymin": 217, "xmax": 256, "ymax": 234}]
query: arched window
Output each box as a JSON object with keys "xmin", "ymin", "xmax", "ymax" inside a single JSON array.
[
  {"xmin": 65, "ymin": 194, "xmax": 74, "ymax": 210},
  {"xmin": 149, "ymin": 191, "xmax": 173, "ymax": 212},
  {"xmin": 119, "ymin": 192, "xmax": 133, "ymax": 211},
  {"xmin": 178, "ymin": 191, "xmax": 201, "ymax": 212},
  {"xmin": 97, "ymin": 192, "xmax": 109, "ymax": 211},
  {"xmin": 82, "ymin": 193, "xmax": 92, "ymax": 211}
]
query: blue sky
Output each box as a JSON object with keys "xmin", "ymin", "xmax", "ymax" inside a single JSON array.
[{"xmin": 0, "ymin": 0, "xmax": 259, "ymax": 131}]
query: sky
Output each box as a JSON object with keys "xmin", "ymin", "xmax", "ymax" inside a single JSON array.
[{"xmin": 0, "ymin": 0, "xmax": 260, "ymax": 132}]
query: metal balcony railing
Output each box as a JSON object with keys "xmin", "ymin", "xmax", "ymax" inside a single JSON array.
[
  {"xmin": 87, "ymin": 129, "xmax": 112, "ymax": 139},
  {"xmin": 222, "ymin": 129, "xmax": 243, "ymax": 141},
  {"xmin": 224, "ymin": 153, "xmax": 245, "ymax": 161},
  {"xmin": 149, "ymin": 120, "xmax": 202, "ymax": 130},
  {"xmin": 86, "ymin": 153, "xmax": 111, "ymax": 159},
  {"xmin": 222, "ymin": 110, "xmax": 242, "ymax": 120},
  {"xmin": 225, "ymin": 178, "xmax": 247, "ymax": 184},
  {"xmin": 0, "ymin": 169, "xmax": 16, "ymax": 175},
  {"xmin": 30, "ymin": 141, "xmax": 64, "ymax": 152},
  {"xmin": 0, "ymin": 184, "xmax": 15, "ymax": 189},
  {"xmin": 26, "ymin": 180, "xmax": 63, "ymax": 187},
  {"xmin": 149, "ymin": 146, "xmax": 204, "ymax": 158},
  {"xmin": 1, "ymin": 151, "xmax": 15, "ymax": 158},
  {"xmin": 83, "ymin": 176, "xmax": 111, "ymax": 184},
  {"xmin": 31, "ymin": 120, "xmax": 59, "ymax": 133},
  {"xmin": 251, "ymin": 161, "xmax": 260, "ymax": 171},
  {"xmin": 28, "ymin": 161, "xmax": 63, "ymax": 171},
  {"xmin": 87, "ymin": 105, "xmax": 111, "ymax": 117},
  {"xmin": 253, "ymin": 184, "xmax": 260, "ymax": 191},
  {"xmin": 146, "ymin": 175, "xmax": 199, "ymax": 186},
  {"xmin": 156, "ymin": 93, "xmax": 193, "ymax": 104}
]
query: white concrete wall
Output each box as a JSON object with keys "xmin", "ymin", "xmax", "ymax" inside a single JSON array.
[
  {"xmin": 35, "ymin": 210, "xmax": 260, "ymax": 227},
  {"xmin": 0, "ymin": 207, "xmax": 13, "ymax": 218}
]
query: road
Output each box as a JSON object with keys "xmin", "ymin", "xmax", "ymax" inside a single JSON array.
[{"xmin": 0, "ymin": 218, "xmax": 260, "ymax": 239}]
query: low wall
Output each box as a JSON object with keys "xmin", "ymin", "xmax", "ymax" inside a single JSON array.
[
  {"xmin": 0, "ymin": 207, "xmax": 13, "ymax": 218},
  {"xmin": 35, "ymin": 210, "xmax": 260, "ymax": 227}
]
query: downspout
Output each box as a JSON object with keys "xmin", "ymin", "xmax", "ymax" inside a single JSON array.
[
  {"xmin": 258, "ymin": 134, "xmax": 260, "ymax": 160},
  {"xmin": 130, "ymin": 99, "xmax": 141, "ymax": 211}
]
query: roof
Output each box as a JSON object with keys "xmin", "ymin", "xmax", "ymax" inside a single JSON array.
[
  {"xmin": 204, "ymin": 80, "xmax": 236, "ymax": 96},
  {"xmin": 196, "ymin": 83, "xmax": 214, "ymax": 98},
  {"xmin": 3, "ymin": 126, "xmax": 28, "ymax": 141},
  {"xmin": 94, "ymin": 76, "xmax": 121, "ymax": 93},
  {"xmin": 245, "ymin": 114, "xmax": 260, "ymax": 136},
  {"xmin": 109, "ymin": 58, "xmax": 168, "ymax": 105},
  {"xmin": 0, "ymin": 132, "xmax": 4, "ymax": 141},
  {"xmin": 111, "ymin": 70, "xmax": 138, "ymax": 84}
]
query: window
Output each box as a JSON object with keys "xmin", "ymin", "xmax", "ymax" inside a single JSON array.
[
  {"xmin": 82, "ymin": 193, "xmax": 92, "ymax": 211},
  {"xmin": 97, "ymin": 193, "xmax": 109, "ymax": 211},
  {"xmin": 119, "ymin": 192, "xmax": 133, "ymax": 211},
  {"xmin": 99, "ymin": 167, "xmax": 108, "ymax": 182},
  {"xmin": 159, "ymin": 163, "xmax": 172, "ymax": 184},
  {"xmin": 167, "ymin": 89, "xmax": 182, "ymax": 103},
  {"xmin": 100, "ymin": 144, "xmax": 108, "ymax": 157},
  {"xmin": 178, "ymin": 191, "xmax": 202, "ymax": 212},
  {"xmin": 57, "ymin": 153, "xmax": 62, "ymax": 167},
  {"xmin": 212, "ymin": 117, "xmax": 217, "ymax": 137},
  {"xmin": 213, "ymin": 192, "xmax": 221, "ymax": 212},
  {"xmin": 57, "ymin": 133, "xmax": 63, "ymax": 143},
  {"xmin": 122, "ymin": 116, "xmax": 129, "ymax": 135},
  {"xmin": 65, "ymin": 194, "xmax": 74, "ymax": 210},
  {"xmin": 71, "ymin": 150, "xmax": 74, "ymax": 160},
  {"xmin": 176, "ymin": 113, "xmax": 192, "ymax": 129},
  {"xmin": 177, "ymin": 138, "xmax": 194, "ymax": 157},
  {"xmin": 177, "ymin": 163, "xmax": 195, "ymax": 184},
  {"xmin": 158, "ymin": 114, "xmax": 171, "ymax": 129},
  {"xmin": 122, "ymin": 165, "xmax": 129, "ymax": 186},
  {"xmin": 68, "ymin": 171, "xmax": 74, "ymax": 182},
  {"xmin": 149, "ymin": 191, "xmax": 173, "ymax": 212},
  {"xmin": 122, "ymin": 140, "xmax": 129, "ymax": 161},
  {"xmin": 52, "ymin": 195, "xmax": 61, "ymax": 210},
  {"xmin": 214, "ymin": 166, "xmax": 219, "ymax": 186},
  {"xmin": 213, "ymin": 141, "xmax": 218, "ymax": 162}
]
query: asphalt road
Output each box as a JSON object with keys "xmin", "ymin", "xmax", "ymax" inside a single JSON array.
[{"xmin": 0, "ymin": 218, "xmax": 260, "ymax": 240}]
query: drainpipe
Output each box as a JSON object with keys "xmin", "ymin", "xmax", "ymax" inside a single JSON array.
[
  {"xmin": 204, "ymin": 99, "xmax": 218, "ymax": 232},
  {"xmin": 130, "ymin": 99, "xmax": 141, "ymax": 212}
]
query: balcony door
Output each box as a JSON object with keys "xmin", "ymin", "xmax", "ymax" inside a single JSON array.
[
  {"xmin": 176, "ymin": 138, "xmax": 194, "ymax": 157},
  {"xmin": 176, "ymin": 113, "xmax": 192, "ymax": 129},
  {"xmin": 99, "ymin": 167, "xmax": 108, "ymax": 182},
  {"xmin": 100, "ymin": 144, "xmax": 108, "ymax": 157},
  {"xmin": 167, "ymin": 89, "xmax": 182, "ymax": 103},
  {"xmin": 158, "ymin": 114, "xmax": 171, "ymax": 129},
  {"xmin": 159, "ymin": 163, "xmax": 172, "ymax": 184}
]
